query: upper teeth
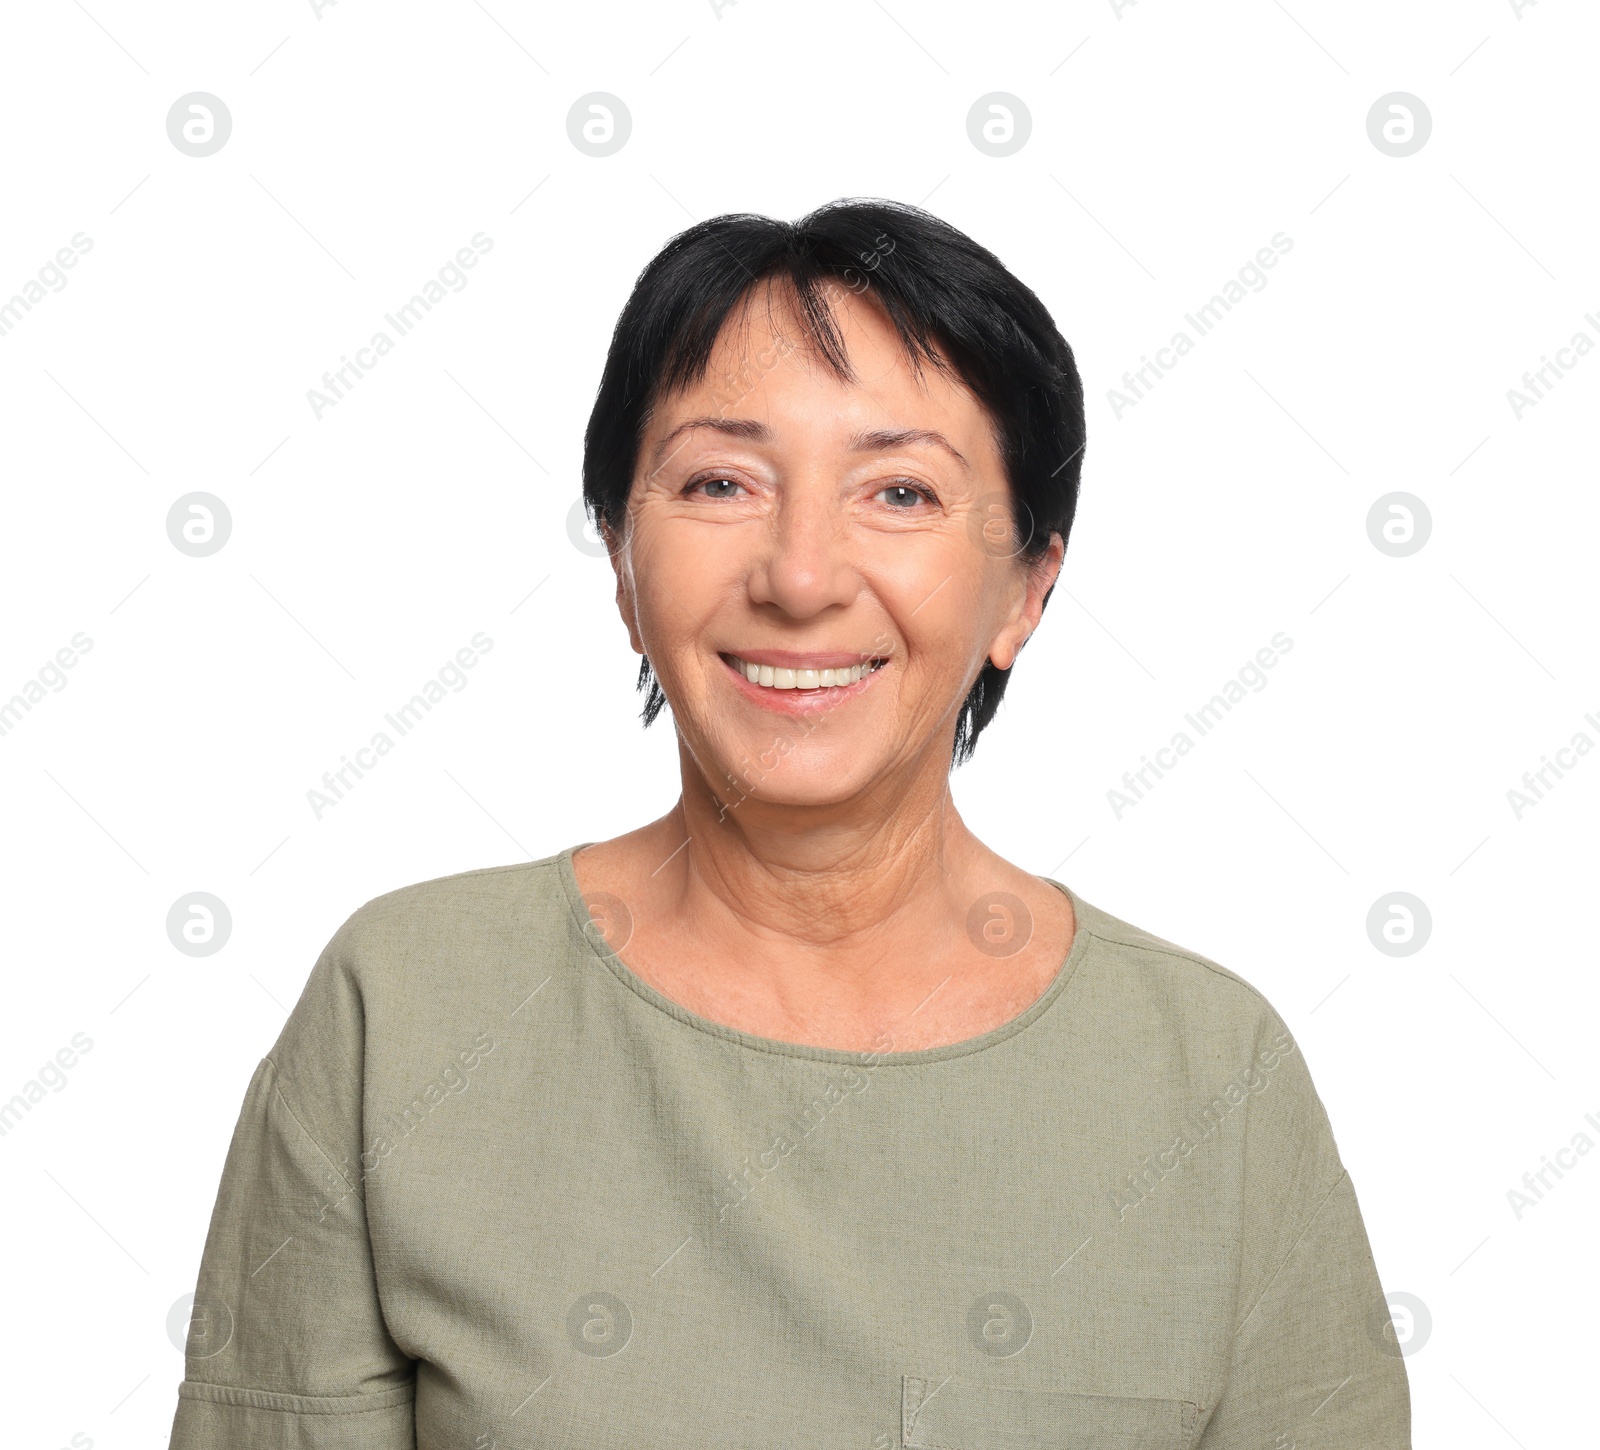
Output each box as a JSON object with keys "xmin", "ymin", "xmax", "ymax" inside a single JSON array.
[{"xmin": 728, "ymin": 655, "xmax": 882, "ymax": 690}]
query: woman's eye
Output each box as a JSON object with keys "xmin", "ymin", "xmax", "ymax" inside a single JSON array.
[
  {"xmin": 686, "ymin": 475, "xmax": 743, "ymax": 499},
  {"xmin": 683, "ymin": 477, "xmax": 935, "ymax": 507},
  {"xmin": 876, "ymin": 482, "xmax": 936, "ymax": 508}
]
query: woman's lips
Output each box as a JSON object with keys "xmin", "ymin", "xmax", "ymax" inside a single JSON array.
[{"xmin": 718, "ymin": 651, "xmax": 887, "ymax": 713}]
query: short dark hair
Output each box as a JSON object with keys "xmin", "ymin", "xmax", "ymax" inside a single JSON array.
[{"xmin": 581, "ymin": 196, "xmax": 1086, "ymax": 767}]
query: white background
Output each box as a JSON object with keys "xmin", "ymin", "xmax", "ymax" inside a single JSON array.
[{"xmin": 2, "ymin": 1, "xmax": 1595, "ymax": 1445}]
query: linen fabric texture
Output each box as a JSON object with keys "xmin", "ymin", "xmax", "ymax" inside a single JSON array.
[{"xmin": 166, "ymin": 843, "xmax": 1412, "ymax": 1448}]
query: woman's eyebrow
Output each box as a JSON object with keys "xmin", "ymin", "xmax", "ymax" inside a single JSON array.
[
  {"xmin": 848, "ymin": 427, "xmax": 969, "ymax": 470},
  {"xmin": 650, "ymin": 416, "xmax": 768, "ymax": 468},
  {"xmin": 650, "ymin": 417, "xmax": 969, "ymax": 471}
]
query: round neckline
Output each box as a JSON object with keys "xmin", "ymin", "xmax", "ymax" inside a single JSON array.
[{"xmin": 553, "ymin": 840, "xmax": 1097, "ymax": 1067}]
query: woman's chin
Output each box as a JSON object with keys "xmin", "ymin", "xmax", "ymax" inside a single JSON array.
[{"xmin": 706, "ymin": 745, "xmax": 881, "ymax": 814}]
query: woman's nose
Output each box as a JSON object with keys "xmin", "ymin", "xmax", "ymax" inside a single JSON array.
[{"xmin": 746, "ymin": 484, "xmax": 859, "ymax": 617}]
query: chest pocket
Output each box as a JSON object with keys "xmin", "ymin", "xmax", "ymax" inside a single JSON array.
[{"xmin": 902, "ymin": 1374, "xmax": 1198, "ymax": 1449}]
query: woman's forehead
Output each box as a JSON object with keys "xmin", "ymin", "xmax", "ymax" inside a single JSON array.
[{"xmin": 656, "ymin": 296, "xmax": 984, "ymax": 437}]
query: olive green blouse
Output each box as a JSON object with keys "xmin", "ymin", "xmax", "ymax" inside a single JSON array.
[{"xmin": 166, "ymin": 843, "xmax": 1411, "ymax": 1447}]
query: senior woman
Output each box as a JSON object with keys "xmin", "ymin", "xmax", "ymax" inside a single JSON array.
[{"xmin": 167, "ymin": 199, "xmax": 1411, "ymax": 1449}]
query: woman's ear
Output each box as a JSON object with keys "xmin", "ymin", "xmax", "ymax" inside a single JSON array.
[
  {"xmin": 1032, "ymin": 530, "xmax": 1066, "ymax": 600},
  {"xmin": 989, "ymin": 532, "xmax": 1063, "ymax": 670},
  {"xmin": 601, "ymin": 516, "xmax": 645, "ymax": 656}
]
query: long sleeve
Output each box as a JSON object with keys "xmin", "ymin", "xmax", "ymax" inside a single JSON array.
[
  {"xmin": 167, "ymin": 928, "xmax": 417, "ymax": 1448},
  {"xmin": 1197, "ymin": 1010, "xmax": 1413, "ymax": 1447}
]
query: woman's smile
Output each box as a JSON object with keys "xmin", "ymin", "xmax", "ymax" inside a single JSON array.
[{"xmin": 717, "ymin": 648, "xmax": 890, "ymax": 713}]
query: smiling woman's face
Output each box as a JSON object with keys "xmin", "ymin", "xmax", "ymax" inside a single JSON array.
[{"xmin": 606, "ymin": 278, "xmax": 1063, "ymax": 808}]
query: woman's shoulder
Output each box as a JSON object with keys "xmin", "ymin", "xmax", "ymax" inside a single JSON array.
[
  {"xmin": 1065, "ymin": 886, "xmax": 1300, "ymax": 1049},
  {"xmin": 1066, "ymin": 888, "xmax": 1347, "ymax": 1188},
  {"xmin": 266, "ymin": 851, "xmax": 585, "ymax": 1084},
  {"xmin": 310, "ymin": 849, "xmax": 581, "ymax": 993},
  {"xmin": 350, "ymin": 850, "xmax": 567, "ymax": 922}
]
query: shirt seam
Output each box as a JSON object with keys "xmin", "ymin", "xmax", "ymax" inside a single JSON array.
[
  {"xmin": 359, "ymin": 856, "xmax": 548, "ymax": 904},
  {"xmin": 261, "ymin": 1055, "xmax": 366, "ymax": 1204},
  {"xmin": 176, "ymin": 1379, "xmax": 414, "ymax": 1414},
  {"xmin": 1230, "ymin": 1166, "xmax": 1350, "ymax": 1341},
  {"xmin": 1075, "ymin": 928, "xmax": 1275, "ymax": 1013}
]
